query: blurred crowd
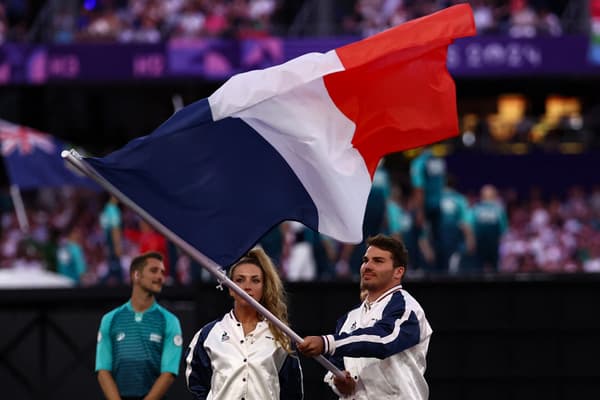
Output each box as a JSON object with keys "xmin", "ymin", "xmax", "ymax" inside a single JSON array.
[
  {"xmin": 0, "ymin": 0, "xmax": 581, "ymax": 44},
  {"xmin": 1, "ymin": 0, "xmax": 280, "ymax": 44},
  {"xmin": 2, "ymin": 147, "xmax": 600, "ymax": 287},
  {"xmin": 343, "ymin": 0, "xmax": 567, "ymax": 38},
  {"xmin": 500, "ymin": 185, "xmax": 600, "ymax": 273}
]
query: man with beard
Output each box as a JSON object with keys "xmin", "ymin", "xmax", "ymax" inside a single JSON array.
[
  {"xmin": 298, "ymin": 234, "xmax": 432, "ymax": 399},
  {"xmin": 95, "ymin": 252, "xmax": 183, "ymax": 400}
]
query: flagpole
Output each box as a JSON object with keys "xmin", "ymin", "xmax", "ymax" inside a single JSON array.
[
  {"xmin": 9, "ymin": 184, "xmax": 29, "ymax": 233},
  {"xmin": 61, "ymin": 149, "xmax": 344, "ymax": 379}
]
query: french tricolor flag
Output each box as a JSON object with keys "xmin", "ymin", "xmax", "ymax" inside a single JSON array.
[{"xmin": 86, "ymin": 4, "xmax": 476, "ymax": 266}]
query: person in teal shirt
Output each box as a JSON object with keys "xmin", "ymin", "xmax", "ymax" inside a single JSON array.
[
  {"xmin": 471, "ymin": 185, "xmax": 508, "ymax": 272},
  {"xmin": 56, "ymin": 227, "xmax": 87, "ymax": 284},
  {"xmin": 410, "ymin": 148, "xmax": 447, "ymax": 272},
  {"xmin": 96, "ymin": 252, "xmax": 183, "ymax": 399},
  {"xmin": 100, "ymin": 195, "xmax": 124, "ymax": 285},
  {"xmin": 386, "ymin": 185, "xmax": 434, "ymax": 271},
  {"xmin": 439, "ymin": 182, "xmax": 475, "ymax": 273}
]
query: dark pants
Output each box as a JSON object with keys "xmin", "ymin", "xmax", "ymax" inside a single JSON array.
[
  {"xmin": 101, "ymin": 256, "xmax": 123, "ymax": 285},
  {"xmin": 425, "ymin": 206, "xmax": 444, "ymax": 273}
]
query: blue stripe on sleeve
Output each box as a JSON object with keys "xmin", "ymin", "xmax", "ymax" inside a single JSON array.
[
  {"xmin": 186, "ymin": 320, "xmax": 218, "ymax": 400},
  {"xmin": 333, "ymin": 293, "xmax": 421, "ymax": 359}
]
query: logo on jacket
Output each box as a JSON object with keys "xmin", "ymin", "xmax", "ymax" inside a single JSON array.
[
  {"xmin": 350, "ymin": 321, "xmax": 357, "ymax": 331},
  {"xmin": 116, "ymin": 332, "xmax": 126, "ymax": 342},
  {"xmin": 221, "ymin": 331, "xmax": 230, "ymax": 342},
  {"xmin": 174, "ymin": 335, "xmax": 183, "ymax": 346},
  {"xmin": 149, "ymin": 333, "xmax": 163, "ymax": 343}
]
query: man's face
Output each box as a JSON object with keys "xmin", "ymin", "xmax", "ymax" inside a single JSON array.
[
  {"xmin": 138, "ymin": 258, "xmax": 165, "ymax": 295},
  {"xmin": 360, "ymin": 246, "xmax": 401, "ymax": 297}
]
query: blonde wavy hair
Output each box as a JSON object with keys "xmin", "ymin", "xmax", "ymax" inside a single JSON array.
[{"xmin": 229, "ymin": 247, "xmax": 292, "ymax": 353}]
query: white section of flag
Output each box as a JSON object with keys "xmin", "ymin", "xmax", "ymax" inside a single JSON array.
[
  {"xmin": 209, "ymin": 51, "xmax": 371, "ymax": 243},
  {"xmin": 208, "ymin": 51, "xmax": 345, "ymax": 120}
]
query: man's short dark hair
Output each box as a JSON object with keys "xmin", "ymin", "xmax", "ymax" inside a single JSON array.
[
  {"xmin": 130, "ymin": 251, "xmax": 163, "ymax": 276},
  {"xmin": 366, "ymin": 234, "xmax": 409, "ymax": 268}
]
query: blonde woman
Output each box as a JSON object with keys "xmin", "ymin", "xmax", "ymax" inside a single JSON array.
[{"xmin": 185, "ymin": 248, "xmax": 303, "ymax": 399}]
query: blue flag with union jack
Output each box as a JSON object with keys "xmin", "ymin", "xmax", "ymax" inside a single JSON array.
[{"xmin": 0, "ymin": 119, "xmax": 94, "ymax": 189}]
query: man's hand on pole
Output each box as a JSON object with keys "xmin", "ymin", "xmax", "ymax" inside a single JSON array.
[
  {"xmin": 297, "ymin": 336, "xmax": 324, "ymax": 357},
  {"xmin": 334, "ymin": 371, "xmax": 356, "ymax": 396}
]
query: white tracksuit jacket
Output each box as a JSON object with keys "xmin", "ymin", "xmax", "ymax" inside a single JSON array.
[
  {"xmin": 322, "ymin": 285, "xmax": 432, "ymax": 399},
  {"xmin": 185, "ymin": 310, "xmax": 303, "ymax": 400}
]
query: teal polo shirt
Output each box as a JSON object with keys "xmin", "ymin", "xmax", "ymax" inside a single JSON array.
[{"xmin": 95, "ymin": 300, "xmax": 183, "ymax": 397}]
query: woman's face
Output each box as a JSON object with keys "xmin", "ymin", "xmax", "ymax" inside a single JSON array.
[{"xmin": 230, "ymin": 263, "xmax": 264, "ymax": 306}]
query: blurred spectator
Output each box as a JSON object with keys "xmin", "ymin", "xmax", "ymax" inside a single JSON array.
[
  {"xmin": 385, "ymin": 184, "xmax": 434, "ymax": 272},
  {"xmin": 410, "ymin": 147, "xmax": 447, "ymax": 272},
  {"xmin": 203, "ymin": 2, "xmax": 230, "ymax": 37},
  {"xmin": 258, "ymin": 222, "xmax": 289, "ymax": 271},
  {"xmin": 0, "ymin": 3, "xmax": 8, "ymax": 44},
  {"xmin": 79, "ymin": 0, "xmax": 124, "ymax": 42},
  {"xmin": 99, "ymin": 195, "xmax": 124, "ymax": 285},
  {"xmin": 1, "ymin": 215, "xmax": 18, "ymax": 268},
  {"xmin": 124, "ymin": 219, "xmax": 171, "ymax": 282},
  {"xmin": 244, "ymin": 0, "xmax": 276, "ymax": 37},
  {"xmin": 537, "ymin": 5, "xmax": 562, "ymax": 36},
  {"xmin": 119, "ymin": 10, "xmax": 161, "ymax": 42},
  {"xmin": 12, "ymin": 239, "xmax": 44, "ymax": 270},
  {"xmin": 307, "ymin": 230, "xmax": 338, "ymax": 280},
  {"xmin": 35, "ymin": 227, "xmax": 60, "ymax": 273},
  {"xmin": 471, "ymin": 184, "xmax": 508, "ymax": 272},
  {"xmin": 284, "ymin": 222, "xmax": 317, "ymax": 281},
  {"xmin": 56, "ymin": 226, "xmax": 87, "ymax": 284},
  {"xmin": 51, "ymin": 3, "xmax": 78, "ymax": 43},
  {"xmin": 508, "ymin": 0, "xmax": 538, "ymax": 38},
  {"xmin": 589, "ymin": 185, "xmax": 600, "ymax": 223},
  {"xmin": 170, "ymin": 0, "xmax": 205, "ymax": 38},
  {"xmin": 3, "ymin": 0, "xmax": 30, "ymax": 42},
  {"xmin": 439, "ymin": 177, "xmax": 475, "ymax": 273},
  {"xmin": 471, "ymin": 0, "xmax": 496, "ymax": 34}
]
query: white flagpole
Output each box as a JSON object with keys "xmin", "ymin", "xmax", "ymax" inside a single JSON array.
[
  {"xmin": 9, "ymin": 184, "xmax": 29, "ymax": 233},
  {"xmin": 171, "ymin": 93, "xmax": 184, "ymax": 113},
  {"xmin": 61, "ymin": 149, "xmax": 344, "ymax": 378}
]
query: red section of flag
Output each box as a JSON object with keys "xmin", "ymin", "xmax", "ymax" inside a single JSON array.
[
  {"xmin": 591, "ymin": 0, "xmax": 600, "ymax": 17},
  {"xmin": 324, "ymin": 4, "xmax": 476, "ymax": 177}
]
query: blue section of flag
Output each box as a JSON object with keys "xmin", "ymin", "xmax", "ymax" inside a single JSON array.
[
  {"xmin": 86, "ymin": 98, "xmax": 318, "ymax": 266},
  {"xmin": 2, "ymin": 131, "xmax": 95, "ymax": 190}
]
